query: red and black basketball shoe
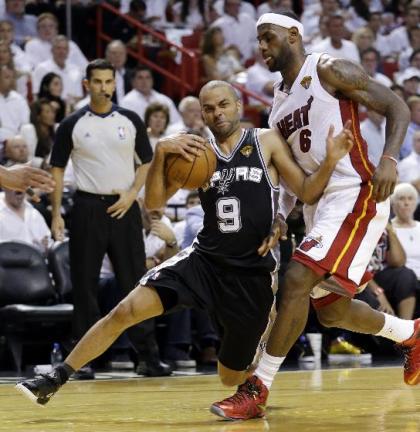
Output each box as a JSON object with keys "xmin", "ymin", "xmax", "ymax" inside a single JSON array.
[
  {"xmin": 399, "ymin": 318, "xmax": 420, "ymax": 385},
  {"xmin": 210, "ymin": 375, "xmax": 269, "ymax": 420}
]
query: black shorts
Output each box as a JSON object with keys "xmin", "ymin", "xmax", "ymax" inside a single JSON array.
[{"xmin": 141, "ymin": 248, "xmax": 275, "ymax": 371}]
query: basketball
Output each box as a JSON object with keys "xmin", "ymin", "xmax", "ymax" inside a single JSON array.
[{"xmin": 165, "ymin": 142, "xmax": 217, "ymax": 190}]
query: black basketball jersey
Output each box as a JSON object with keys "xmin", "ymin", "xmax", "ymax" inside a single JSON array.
[{"xmin": 195, "ymin": 129, "xmax": 280, "ymax": 272}]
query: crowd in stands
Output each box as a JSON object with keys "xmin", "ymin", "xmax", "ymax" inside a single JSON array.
[{"xmin": 0, "ymin": 0, "xmax": 420, "ymax": 371}]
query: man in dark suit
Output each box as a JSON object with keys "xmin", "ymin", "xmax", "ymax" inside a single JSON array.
[{"xmin": 105, "ymin": 40, "xmax": 134, "ymax": 104}]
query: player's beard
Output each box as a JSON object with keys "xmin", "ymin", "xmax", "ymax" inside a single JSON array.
[
  {"xmin": 212, "ymin": 118, "xmax": 240, "ymax": 141},
  {"xmin": 270, "ymin": 44, "xmax": 293, "ymax": 72}
]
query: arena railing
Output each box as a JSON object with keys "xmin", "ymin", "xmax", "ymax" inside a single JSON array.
[{"xmin": 96, "ymin": 2, "xmax": 200, "ymax": 98}]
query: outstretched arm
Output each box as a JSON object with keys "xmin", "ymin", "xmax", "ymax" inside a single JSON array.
[
  {"xmin": 263, "ymin": 122, "xmax": 354, "ymax": 205},
  {"xmin": 144, "ymin": 133, "xmax": 207, "ymax": 211},
  {"xmin": 318, "ymin": 57, "xmax": 410, "ymax": 202}
]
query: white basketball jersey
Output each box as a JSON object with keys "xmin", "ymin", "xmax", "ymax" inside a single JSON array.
[{"xmin": 269, "ymin": 53, "xmax": 374, "ymax": 191}]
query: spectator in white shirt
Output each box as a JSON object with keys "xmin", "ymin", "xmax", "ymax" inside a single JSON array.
[
  {"xmin": 121, "ymin": 66, "xmax": 181, "ymax": 124},
  {"xmin": 32, "ymin": 35, "xmax": 83, "ymax": 105},
  {"xmin": 401, "ymin": 95, "xmax": 420, "ymax": 160},
  {"xmin": 3, "ymin": 0, "xmax": 37, "ymax": 46},
  {"xmin": 211, "ymin": 0, "xmax": 257, "ymax": 63},
  {"xmin": 0, "ymin": 188, "xmax": 52, "ymax": 253},
  {"xmin": 399, "ymin": 27, "xmax": 420, "ymax": 71},
  {"xmin": 398, "ymin": 130, "xmax": 420, "ymax": 200},
  {"xmin": 24, "ymin": 13, "xmax": 88, "ymax": 71},
  {"xmin": 388, "ymin": 5, "xmax": 420, "ymax": 58},
  {"xmin": 301, "ymin": 0, "xmax": 341, "ymax": 45},
  {"xmin": 0, "ymin": 19, "xmax": 30, "ymax": 74},
  {"xmin": 245, "ymin": 48, "xmax": 280, "ymax": 106},
  {"xmin": 361, "ymin": 110, "xmax": 385, "ymax": 167},
  {"xmin": 360, "ymin": 47, "xmax": 392, "ymax": 88},
  {"xmin": 213, "ymin": 0, "xmax": 256, "ymax": 19},
  {"xmin": 391, "ymin": 183, "xmax": 420, "ymax": 278},
  {"xmin": 366, "ymin": 11, "xmax": 391, "ymax": 57},
  {"xmin": 257, "ymin": 0, "xmax": 292, "ymax": 18},
  {"xmin": 0, "ymin": 64, "xmax": 29, "ymax": 142},
  {"xmin": 310, "ymin": 14, "xmax": 360, "ymax": 63}
]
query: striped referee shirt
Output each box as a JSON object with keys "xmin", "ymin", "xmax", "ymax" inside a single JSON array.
[{"xmin": 50, "ymin": 104, "xmax": 153, "ymax": 195}]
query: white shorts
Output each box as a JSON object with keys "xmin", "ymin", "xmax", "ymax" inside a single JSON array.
[{"xmin": 292, "ymin": 183, "xmax": 389, "ymax": 307}]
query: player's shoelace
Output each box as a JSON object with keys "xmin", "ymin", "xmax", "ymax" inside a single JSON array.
[{"xmin": 223, "ymin": 381, "xmax": 261, "ymax": 405}]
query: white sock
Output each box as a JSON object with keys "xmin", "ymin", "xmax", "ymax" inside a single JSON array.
[
  {"xmin": 375, "ymin": 313, "xmax": 414, "ymax": 343},
  {"xmin": 254, "ymin": 351, "xmax": 285, "ymax": 390}
]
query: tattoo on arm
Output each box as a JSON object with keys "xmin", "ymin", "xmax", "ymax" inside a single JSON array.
[{"xmin": 329, "ymin": 59, "xmax": 369, "ymax": 91}]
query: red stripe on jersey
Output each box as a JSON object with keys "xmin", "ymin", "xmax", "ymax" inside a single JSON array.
[
  {"xmin": 311, "ymin": 293, "xmax": 343, "ymax": 309},
  {"xmin": 339, "ymin": 99, "xmax": 375, "ymax": 182}
]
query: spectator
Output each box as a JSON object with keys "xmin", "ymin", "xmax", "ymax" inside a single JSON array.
[
  {"xmin": 361, "ymin": 224, "xmax": 417, "ymax": 319},
  {"xmin": 200, "ymin": 26, "xmax": 244, "ymax": 82},
  {"xmin": 352, "ymin": 27, "xmax": 375, "ymax": 55},
  {"xmin": 398, "ymin": 129, "xmax": 420, "ymax": 219},
  {"xmin": 399, "ymin": 26, "xmax": 420, "ymax": 71},
  {"xmin": 0, "ymin": 64, "xmax": 30, "ymax": 142},
  {"xmin": 213, "ymin": 0, "xmax": 256, "ymax": 19},
  {"xmin": 388, "ymin": 5, "xmax": 420, "ymax": 58},
  {"xmin": 361, "ymin": 110, "xmax": 385, "ymax": 167},
  {"xmin": 245, "ymin": 48, "xmax": 280, "ymax": 106},
  {"xmin": 30, "ymin": 98, "xmax": 56, "ymax": 161},
  {"xmin": 0, "ymin": 19, "xmax": 30, "ymax": 79},
  {"xmin": 0, "ymin": 187, "xmax": 52, "ymax": 254},
  {"xmin": 24, "ymin": 13, "xmax": 88, "ymax": 72},
  {"xmin": 257, "ymin": 0, "xmax": 293, "ymax": 18},
  {"xmin": 121, "ymin": 66, "xmax": 181, "ymax": 124},
  {"xmin": 143, "ymin": 0, "xmax": 169, "ymax": 28},
  {"xmin": 172, "ymin": 0, "xmax": 209, "ymax": 29},
  {"xmin": 2, "ymin": 134, "xmax": 28, "ymax": 164},
  {"xmin": 144, "ymin": 102, "xmax": 170, "ymax": 151},
  {"xmin": 301, "ymin": 0, "xmax": 342, "ymax": 45},
  {"xmin": 360, "ymin": 47, "xmax": 392, "ymax": 88},
  {"xmin": 38, "ymin": 72, "xmax": 66, "ymax": 122},
  {"xmin": 32, "ymin": 35, "xmax": 83, "ymax": 106},
  {"xmin": 111, "ymin": 0, "xmax": 147, "ymax": 46},
  {"xmin": 0, "ymin": 38, "xmax": 28, "ymax": 97},
  {"xmin": 391, "ymin": 183, "xmax": 420, "ymax": 290},
  {"xmin": 105, "ymin": 40, "xmax": 133, "ymax": 104},
  {"xmin": 166, "ymin": 96, "xmax": 210, "ymax": 137},
  {"xmin": 366, "ymin": 11, "xmax": 390, "ymax": 57},
  {"xmin": 310, "ymin": 14, "xmax": 360, "ymax": 63},
  {"xmin": 396, "ymin": 67, "xmax": 420, "ymax": 100},
  {"xmin": 3, "ymin": 0, "xmax": 36, "ymax": 46},
  {"xmin": 401, "ymin": 95, "xmax": 420, "ymax": 159},
  {"xmin": 211, "ymin": 0, "xmax": 257, "ymax": 63}
]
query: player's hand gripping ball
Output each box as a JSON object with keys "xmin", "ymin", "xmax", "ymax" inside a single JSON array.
[{"xmin": 165, "ymin": 141, "xmax": 217, "ymax": 190}]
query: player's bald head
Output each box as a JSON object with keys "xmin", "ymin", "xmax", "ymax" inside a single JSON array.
[{"xmin": 199, "ymin": 80, "xmax": 239, "ymax": 103}]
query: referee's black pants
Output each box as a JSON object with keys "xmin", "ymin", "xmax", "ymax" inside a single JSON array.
[{"xmin": 69, "ymin": 191, "xmax": 155, "ymax": 357}]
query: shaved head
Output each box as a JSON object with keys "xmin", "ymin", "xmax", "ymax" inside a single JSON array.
[{"xmin": 199, "ymin": 80, "xmax": 239, "ymax": 102}]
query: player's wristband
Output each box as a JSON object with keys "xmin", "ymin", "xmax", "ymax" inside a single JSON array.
[{"xmin": 381, "ymin": 154, "xmax": 398, "ymax": 165}]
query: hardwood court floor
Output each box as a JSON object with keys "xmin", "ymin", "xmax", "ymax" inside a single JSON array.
[{"xmin": 1, "ymin": 366, "xmax": 419, "ymax": 432}]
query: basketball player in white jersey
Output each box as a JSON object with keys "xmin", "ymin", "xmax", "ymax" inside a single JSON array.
[{"xmin": 211, "ymin": 11, "xmax": 420, "ymax": 421}]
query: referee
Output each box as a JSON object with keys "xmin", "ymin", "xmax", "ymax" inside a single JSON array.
[{"xmin": 50, "ymin": 59, "xmax": 168, "ymax": 378}]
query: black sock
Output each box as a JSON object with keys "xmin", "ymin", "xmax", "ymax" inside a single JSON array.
[{"xmin": 55, "ymin": 363, "xmax": 75, "ymax": 384}]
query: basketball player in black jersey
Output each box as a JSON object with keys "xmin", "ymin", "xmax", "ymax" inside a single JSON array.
[{"xmin": 16, "ymin": 81, "xmax": 353, "ymax": 415}]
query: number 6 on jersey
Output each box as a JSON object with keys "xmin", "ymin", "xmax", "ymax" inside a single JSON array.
[{"xmin": 216, "ymin": 197, "xmax": 242, "ymax": 233}]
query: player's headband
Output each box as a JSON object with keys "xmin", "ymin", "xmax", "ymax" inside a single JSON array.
[{"xmin": 256, "ymin": 13, "xmax": 304, "ymax": 38}]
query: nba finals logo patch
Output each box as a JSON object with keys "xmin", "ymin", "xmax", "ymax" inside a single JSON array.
[
  {"xmin": 300, "ymin": 76, "xmax": 312, "ymax": 89},
  {"xmin": 117, "ymin": 126, "xmax": 126, "ymax": 140},
  {"xmin": 240, "ymin": 145, "xmax": 253, "ymax": 157},
  {"xmin": 201, "ymin": 181, "xmax": 210, "ymax": 192},
  {"xmin": 299, "ymin": 235, "xmax": 323, "ymax": 252}
]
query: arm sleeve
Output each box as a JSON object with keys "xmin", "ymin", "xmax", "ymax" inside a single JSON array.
[
  {"xmin": 119, "ymin": 108, "xmax": 153, "ymax": 164},
  {"xmin": 278, "ymin": 185, "xmax": 297, "ymax": 219},
  {"xmin": 50, "ymin": 113, "xmax": 78, "ymax": 168}
]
